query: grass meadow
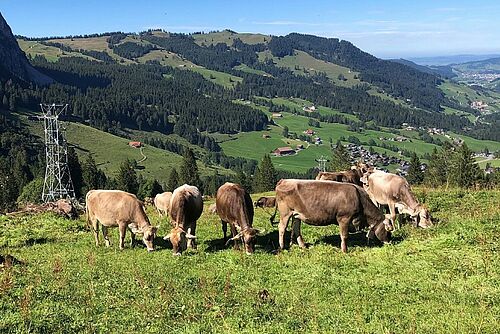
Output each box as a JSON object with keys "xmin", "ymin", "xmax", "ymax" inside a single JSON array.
[{"xmin": 1, "ymin": 189, "xmax": 499, "ymax": 333}]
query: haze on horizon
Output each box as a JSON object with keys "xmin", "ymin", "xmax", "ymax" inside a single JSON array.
[{"xmin": 1, "ymin": 0, "xmax": 499, "ymax": 59}]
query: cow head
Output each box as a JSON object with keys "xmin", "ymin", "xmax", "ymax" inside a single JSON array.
[
  {"xmin": 228, "ymin": 227, "xmax": 260, "ymax": 254},
  {"xmin": 367, "ymin": 215, "xmax": 393, "ymax": 244},
  {"xmin": 164, "ymin": 226, "xmax": 196, "ymax": 255},
  {"xmin": 130, "ymin": 225, "xmax": 159, "ymax": 252},
  {"xmin": 414, "ymin": 206, "xmax": 433, "ymax": 228},
  {"xmin": 254, "ymin": 197, "xmax": 265, "ymax": 208}
]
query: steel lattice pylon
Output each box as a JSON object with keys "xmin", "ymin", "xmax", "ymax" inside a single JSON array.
[{"xmin": 39, "ymin": 104, "xmax": 75, "ymax": 202}]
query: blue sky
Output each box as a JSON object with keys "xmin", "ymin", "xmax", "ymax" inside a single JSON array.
[{"xmin": 1, "ymin": 0, "xmax": 499, "ymax": 58}]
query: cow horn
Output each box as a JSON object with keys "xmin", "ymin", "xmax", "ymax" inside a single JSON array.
[{"xmin": 163, "ymin": 233, "xmax": 172, "ymax": 240}]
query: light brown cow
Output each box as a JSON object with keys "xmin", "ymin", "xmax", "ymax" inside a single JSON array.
[
  {"xmin": 272, "ymin": 179, "xmax": 393, "ymax": 253},
  {"xmin": 362, "ymin": 171, "xmax": 433, "ymax": 228},
  {"xmin": 154, "ymin": 191, "xmax": 172, "ymax": 217},
  {"xmin": 164, "ymin": 185, "xmax": 203, "ymax": 255},
  {"xmin": 315, "ymin": 168, "xmax": 364, "ymax": 186},
  {"xmin": 86, "ymin": 190, "xmax": 158, "ymax": 252},
  {"xmin": 216, "ymin": 182, "xmax": 259, "ymax": 254}
]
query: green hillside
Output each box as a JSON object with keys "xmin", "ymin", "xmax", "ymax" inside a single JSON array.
[
  {"xmin": 15, "ymin": 111, "xmax": 228, "ymax": 183},
  {"xmin": 14, "ymin": 31, "xmax": 500, "ymax": 174}
]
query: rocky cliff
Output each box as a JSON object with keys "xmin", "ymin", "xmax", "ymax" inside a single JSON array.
[{"xmin": 0, "ymin": 12, "xmax": 53, "ymax": 85}]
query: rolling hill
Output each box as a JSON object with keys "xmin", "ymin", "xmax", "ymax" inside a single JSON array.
[{"xmin": 6, "ymin": 24, "xmax": 500, "ymax": 178}]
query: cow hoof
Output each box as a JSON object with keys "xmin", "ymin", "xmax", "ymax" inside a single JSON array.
[
  {"xmin": 147, "ymin": 248, "xmax": 154, "ymax": 252},
  {"xmin": 173, "ymin": 252, "xmax": 181, "ymax": 256},
  {"xmin": 246, "ymin": 251, "xmax": 252, "ymax": 255}
]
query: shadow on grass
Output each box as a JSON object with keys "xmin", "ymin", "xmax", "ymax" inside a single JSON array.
[
  {"xmin": 317, "ymin": 230, "xmax": 405, "ymax": 249},
  {"xmin": 203, "ymin": 230, "xmax": 281, "ymax": 254}
]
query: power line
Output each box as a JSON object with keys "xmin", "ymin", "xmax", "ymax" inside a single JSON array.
[{"xmin": 38, "ymin": 104, "xmax": 75, "ymax": 202}]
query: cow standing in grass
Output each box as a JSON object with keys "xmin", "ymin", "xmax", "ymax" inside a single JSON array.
[
  {"xmin": 361, "ymin": 170, "xmax": 433, "ymax": 228},
  {"xmin": 272, "ymin": 179, "xmax": 393, "ymax": 253},
  {"xmin": 164, "ymin": 185, "xmax": 203, "ymax": 255},
  {"xmin": 154, "ymin": 191, "xmax": 172, "ymax": 217},
  {"xmin": 216, "ymin": 182, "xmax": 260, "ymax": 254},
  {"xmin": 86, "ymin": 190, "xmax": 158, "ymax": 252}
]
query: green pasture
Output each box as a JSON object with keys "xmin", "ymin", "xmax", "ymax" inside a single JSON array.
[{"xmin": 1, "ymin": 189, "xmax": 499, "ymax": 333}]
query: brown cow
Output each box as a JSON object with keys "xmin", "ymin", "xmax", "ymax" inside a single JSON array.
[
  {"xmin": 154, "ymin": 191, "xmax": 172, "ymax": 217},
  {"xmin": 362, "ymin": 171, "xmax": 432, "ymax": 228},
  {"xmin": 86, "ymin": 190, "xmax": 158, "ymax": 252},
  {"xmin": 254, "ymin": 196, "xmax": 276, "ymax": 208},
  {"xmin": 216, "ymin": 182, "xmax": 259, "ymax": 254},
  {"xmin": 315, "ymin": 168, "xmax": 363, "ymax": 186},
  {"xmin": 164, "ymin": 185, "xmax": 203, "ymax": 255},
  {"xmin": 272, "ymin": 179, "xmax": 393, "ymax": 253}
]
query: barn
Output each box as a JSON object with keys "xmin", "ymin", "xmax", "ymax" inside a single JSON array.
[
  {"xmin": 128, "ymin": 141, "xmax": 142, "ymax": 148},
  {"xmin": 273, "ymin": 147, "xmax": 296, "ymax": 156}
]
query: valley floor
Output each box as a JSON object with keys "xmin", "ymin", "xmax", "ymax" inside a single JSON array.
[{"xmin": 0, "ymin": 189, "xmax": 499, "ymax": 333}]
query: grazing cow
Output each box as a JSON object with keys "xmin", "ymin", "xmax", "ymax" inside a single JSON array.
[
  {"xmin": 154, "ymin": 191, "xmax": 172, "ymax": 217},
  {"xmin": 254, "ymin": 196, "xmax": 276, "ymax": 208},
  {"xmin": 216, "ymin": 182, "xmax": 259, "ymax": 254},
  {"xmin": 315, "ymin": 168, "xmax": 363, "ymax": 186},
  {"xmin": 208, "ymin": 203, "xmax": 217, "ymax": 214},
  {"xmin": 164, "ymin": 185, "xmax": 203, "ymax": 255},
  {"xmin": 362, "ymin": 171, "xmax": 432, "ymax": 228},
  {"xmin": 86, "ymin": 190, "xmax": 158, "ymax": 252},
  {"xmin": 271, "ymin": 179, "xmax": 394, "ymax": 253}
]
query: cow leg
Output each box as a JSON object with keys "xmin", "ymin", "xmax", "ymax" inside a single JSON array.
[
  {"xmin": 187, "ymin": 224, "xmax": 197, "ymax": 250},
  {"xmin": 230, "ymin": 224, "xmax": 240, "ymax": 250},
  {"xmin": 118, "ymin": 223, "xmax": 127, "ymax": 250},
  {"xmin": 292, "ymin": 218, "xmax": 306, "ymax": 248},
  {"xmin": 278, "ymin": 212, "xmax": 292, "ymax": 250},
  {"xmin": 338, "ymin": 217, "xmax": 350, "ymax": 253},
  {"xmin": 91, "ymin": 219, "xmax": 99, "ymax": 246},
  {"xmin": 388, "ymin": 202, "xmax": 398, "ymax": 229},
  {"xmin": 221, "ymin": 220, "xmax": 228, "ymax": 242},
  {"xmin": 102, "ymin": 226, "xmax": 111, "ymax": 247},
  {"xmin": 130, "ymin": 229, "xmax": 136, "ymax": 248}
]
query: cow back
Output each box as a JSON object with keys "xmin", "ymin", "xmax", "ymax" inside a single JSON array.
[
  {"xmin": 170, "ymin": 185, "xmax": 203, "ymax": 227},
  {"xmin": 216, "ymin": 183, "xmax": 254, "ymax": 228}
]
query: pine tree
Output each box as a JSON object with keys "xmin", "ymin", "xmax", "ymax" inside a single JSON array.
[
  {"xmin": 235, "ymin": 169, "xmax": 252, "ymax": 193},
  {"xmin": 255, "ymin": 154, "xmax": 277, "ymax": 192},
  {"xmin": 328, "ymin": 140, "xmax": 351, "ymax": 172},
  {"xmin": 179, "ymin": 148, "xmax": 201, "ymax": 187},
  {"xmin": 116, "ymin": 159, "xmax": 139, "ymax": 194},
  {"xmin": 450, "ymin": 143, "xmax": 479, "ymax": 188},
  {"xmin": 282, "ymin": 126, "xmax": 289, "ymax": 138},
  {"xmin": 167, "ymin": 168, "xmax": 180, "ymax": 191},
  {"xmin": 67, "ymin": 147, "xmax": 83, "ymax": 198},
  {"xmin": 138, "ymin": 177, "xmax": 163, "ymax": 199},
  {"xmin": 82, "ymin": 154, "xmax": 107, "ymax": 194},
  {"xmin": 407, "ymin": 152, "xmax": 424, "ymax": 185}
]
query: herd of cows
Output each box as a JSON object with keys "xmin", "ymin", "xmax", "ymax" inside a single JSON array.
[{"xmin": 85, "ymin": 163, "xmax": 433, "ymax": 255}]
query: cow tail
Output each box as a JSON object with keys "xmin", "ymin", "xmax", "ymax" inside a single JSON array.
[{"xmin": 85, "ymin": 191, "xmax": 92, "ymax": 231}]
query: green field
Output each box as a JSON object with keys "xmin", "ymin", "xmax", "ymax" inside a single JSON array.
[
  {"xmin": 440, "ymin": 81, "xmax": 500, "ymax": 112},
  {"xmin": 1, "ymin": 189, "xmax": 499, "ymax": 333},
  {"xmin": 190, "ymin": 67, "xmax": 242, "ymax": 88},
  {"xmin": 258, "ymin": 50, "xmax": 360, "ymax": 88},
  {"xmin": 193, "ymin": 31, "xmax": 270, "ymax": 46},
  {"xmin": 17, "ymin": 40, "xmax": 93, "ymax": 62}
]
